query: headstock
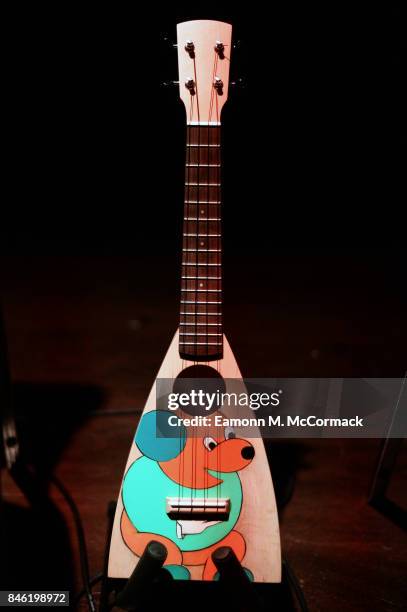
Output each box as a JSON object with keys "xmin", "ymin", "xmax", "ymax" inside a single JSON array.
[{"xmin": 176, "ymin": 20, "xmax": 232, "ymax": 125}]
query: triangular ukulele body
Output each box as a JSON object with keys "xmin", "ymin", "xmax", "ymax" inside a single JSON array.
[{"xmin": 108, "ymin": 330, "xmax": 281, "ymax": 583}]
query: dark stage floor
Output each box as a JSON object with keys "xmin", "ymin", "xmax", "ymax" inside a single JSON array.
[{"xmin": 1, "ymin": 254, "xmax": 406, "ymax": 611}]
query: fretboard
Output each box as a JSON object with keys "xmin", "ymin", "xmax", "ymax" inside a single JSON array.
[{"xmin": 179, "ymin": 125, "xmax": 223, "ymax": 361}]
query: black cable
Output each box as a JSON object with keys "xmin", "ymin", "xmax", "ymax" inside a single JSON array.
[
  {"xmin": 50, "ymin": 474, "xmax": 97, "ymax": 612},
  {"xmin": 283, "ymin": 557, "xmax": 309, "ymax": 612},
  {"xmin": 74, "ymin": 573, "xmax": 103, "ymax": 607}
]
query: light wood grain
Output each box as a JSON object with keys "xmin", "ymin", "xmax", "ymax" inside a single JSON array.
[{"xmin": 177, "ymin": 20, "xmax": 232, "ymax": 125}]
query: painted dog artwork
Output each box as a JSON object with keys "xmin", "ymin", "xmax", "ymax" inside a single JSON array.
[{"xmin": 121, "ymin": 410, "xmax": 255, "ymax": 581}]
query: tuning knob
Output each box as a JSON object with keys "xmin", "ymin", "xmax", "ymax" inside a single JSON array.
[
  {"xmin": 230, "ymin": 77, "xmax": 247, "ymax": 89},
  {"xmin": 214, "ymin": 41, "xmax": 225, "ymax": 59},
  {"xmin": 161, "ymin": 34, "xmax": 177, "ymax": 49},
  {"xmin": 184, "ymin": 40, "xmax": 195, "ymax": 58},
  {"xmin": 185, "ymin": 79, "xmax": 196, "ymax": 95},
  {"xmin": 213, "ymin": 77, "xmax": 224, "ymax": 95},
  {"xmin": 161, "ymin": 80, "xmax": 179, "ymax": 87}
]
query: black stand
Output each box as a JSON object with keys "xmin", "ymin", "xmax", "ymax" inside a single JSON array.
[
  {"xmin": 114, "ymin": 540, "xmax": 173, "ymax": 610},
  {"xmin": 369, "ymin": 436, "xmax": 406, "ymax": 530},
  {"xmin": 99, "ymin": 502, "xmax": 296, "ymax": 612},
  {"xmin": 368, "ymin": 376, "xmax": 407, "ymax": 531}
]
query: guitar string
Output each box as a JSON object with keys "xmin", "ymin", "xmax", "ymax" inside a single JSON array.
[
  {"xmin": 192, "ymin": 52, "xmax": 200, "ymax": 509},
  {"xmin": 183, "ymin": 100, "xmax": 192, "ymax": 509},
  {"xmin": 182, "ymin": 93, "xmax": 194, "ymax": 509},
  {"xmin": 215, "ymin": 83, "xmax": 222, "ymax": 502},
  {"xmin": 212, "ymin": 53, "xmax": 221, "ymax": 507},
  {"xmin": 206, "ymin": 54, "xmax": 213, "ymax": 503},
  {"xmin": 205, "ymin": 51, "xmax": 217, "ymax": 508},
  {"xmin": 203, "ymin": 124, "xmax": 208, "ymax": 503},
  {"xmin": 211, "ymin": 53, "xmax": 217, "ymax": 509},
  {"xmin": 206, "ymin": 51, "xmax": 221, "ymax": 507},
  {"xmin": 207, "ymin": 56, "xmax": 215, "ymax": 364}
]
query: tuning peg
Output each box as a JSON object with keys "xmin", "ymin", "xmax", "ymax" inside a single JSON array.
[
  {"xmin": 161, "ymin": 80, "xmax": 179, "ymax": 87},
  {"xmin": 185, "ymin": 79, "xmax": 196, "ymax": 95},
  {"xmin": 184, "ymin": 40, "xmax": 195, "ymax": 58},
  {"xmin": 161, "ymin": 34, "xmax": 177, "ymax": 49},
  {"xmin": 214, "ymin": 77, "xmax": 224, "ymax": 95},
  {"xmin": 214, "ymin": 41, "xmax": 225, "ymax": 59},
  {"xmin": 230, "ymin": 77, "xmax": 247, "ymax": 89}
]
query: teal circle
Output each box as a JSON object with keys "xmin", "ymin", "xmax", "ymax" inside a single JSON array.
[
  {"xmin": 135, "ymin": 411, "xmax": 186, "ymax": 461},
  {"xmin": 123, "ymin": 457, "xmax": 242, "ymax": 552}
]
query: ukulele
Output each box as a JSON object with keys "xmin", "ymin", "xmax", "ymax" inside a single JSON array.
[{"xmin": 108, "ymin": 19, "xmax": 281, "ymax": 583}]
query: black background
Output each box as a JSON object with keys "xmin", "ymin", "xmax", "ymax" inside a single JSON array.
[
  {"xmin": 4, "ymin": 6, "xmax": 405, "ymax": 255},
  {"xmin": 2, "ymin": 10, "xmax": 406, "ymax": 604},
  {"xmin": 2, "ymin": 6, "xmax": 406, "ymax": 376}
]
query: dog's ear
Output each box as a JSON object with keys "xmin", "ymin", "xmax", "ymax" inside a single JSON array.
[{"xmin": 135, "ymin": 410, "xmax": 187, "ymax": 461}]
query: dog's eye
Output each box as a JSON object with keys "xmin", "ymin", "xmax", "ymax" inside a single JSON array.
[
  {"xmin": 225, "ymin": 427, "xmax": 236, "ymax": 440},
  {"xmin": 204, "ymin": 437, "xmax": 218, "ymax": 451}
]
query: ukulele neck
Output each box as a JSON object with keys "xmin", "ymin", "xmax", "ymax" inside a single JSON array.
[{"xmin": 179, "ymin": 124, "xmax": 223, "ymax": 362}]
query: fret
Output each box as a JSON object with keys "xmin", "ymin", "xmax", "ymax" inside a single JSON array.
[
  {"xmin": 182, "ymin": 284, "xmax": 221, "ymax": 288},
  {"xmin": 186, "ymin": 164, "xmax": 220, "ymax": 167},
  {"xmin": 182, "ymin": 263, "xmax": 221, "ymax": 266},
  {"xmin": 188, "ymin": 121, "xmax": 221, "ymax": 126},
  {"xmin": 181, "ymin": 330, "xmax": 223, "ymax": 335},
  {"xmin": 182, "ymin": 276, "xmax": 221, "ymax": 279},
  {"xmin": 179, "ymin": 322, "xmax": 221, "ymax": 326},
  {"xmin": 180, "ymin": 342, "xmax": 223, "ymax": 346},
  {"xmin": 184, "ymin": 218, "xmax": 221, "ymax": 221},
  {"xmin": 181, "ymin": 304, "xmax": 221, "ymax": 309},
  {"xmin": 183, "ymin": 258, "xmax": 221, "ymax": 266},
  {"xmin": 183, "ymin": 244, "xmax": 221, "ymax": 253},
  {"xmin": 181, "ymin": 306, "xmax": 221, "ymax": 311},
  {"xmin": 180, "ymin": 312, "xmax": 221, "ymax": 316},
  {"xmin": 182, "ymin": 248, "xmax": 221, "ymax": 254},
  {"xmin": 184, "ymin": 225, "xmax": 221, "ymax": 236},
  {"xmin": 185, "ymin": 201, "xmax": 221, "ymax": 204},
  {"xmin": 181, "ymin": 300, "xmax": 222, "ymax": 305},
  {"xmin": 180, "ymin": 305, "xmax": 221, "ymax": 310},
  {"xmin": 183, "ymin": 233, "xmax": 221, "ymax": 237},
  {"xmin": 183, "ymin": 281, "xmax": 221, "ymax": 289},
  {"xmin": 185, "ymin": 183, "xmax": 221, "ymax": 187},
  {"xmin": 180, "ymin": 333, "xmax": 222, "ymax": 336},
  {"xmin": 186, "ymin": 144, "xmax": 221, "ymax": 148}
]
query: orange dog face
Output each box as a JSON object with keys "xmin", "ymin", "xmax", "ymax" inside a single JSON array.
[{"xmin": 159, "ymin": 431, "xmax": 255, "ymax": 489}]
